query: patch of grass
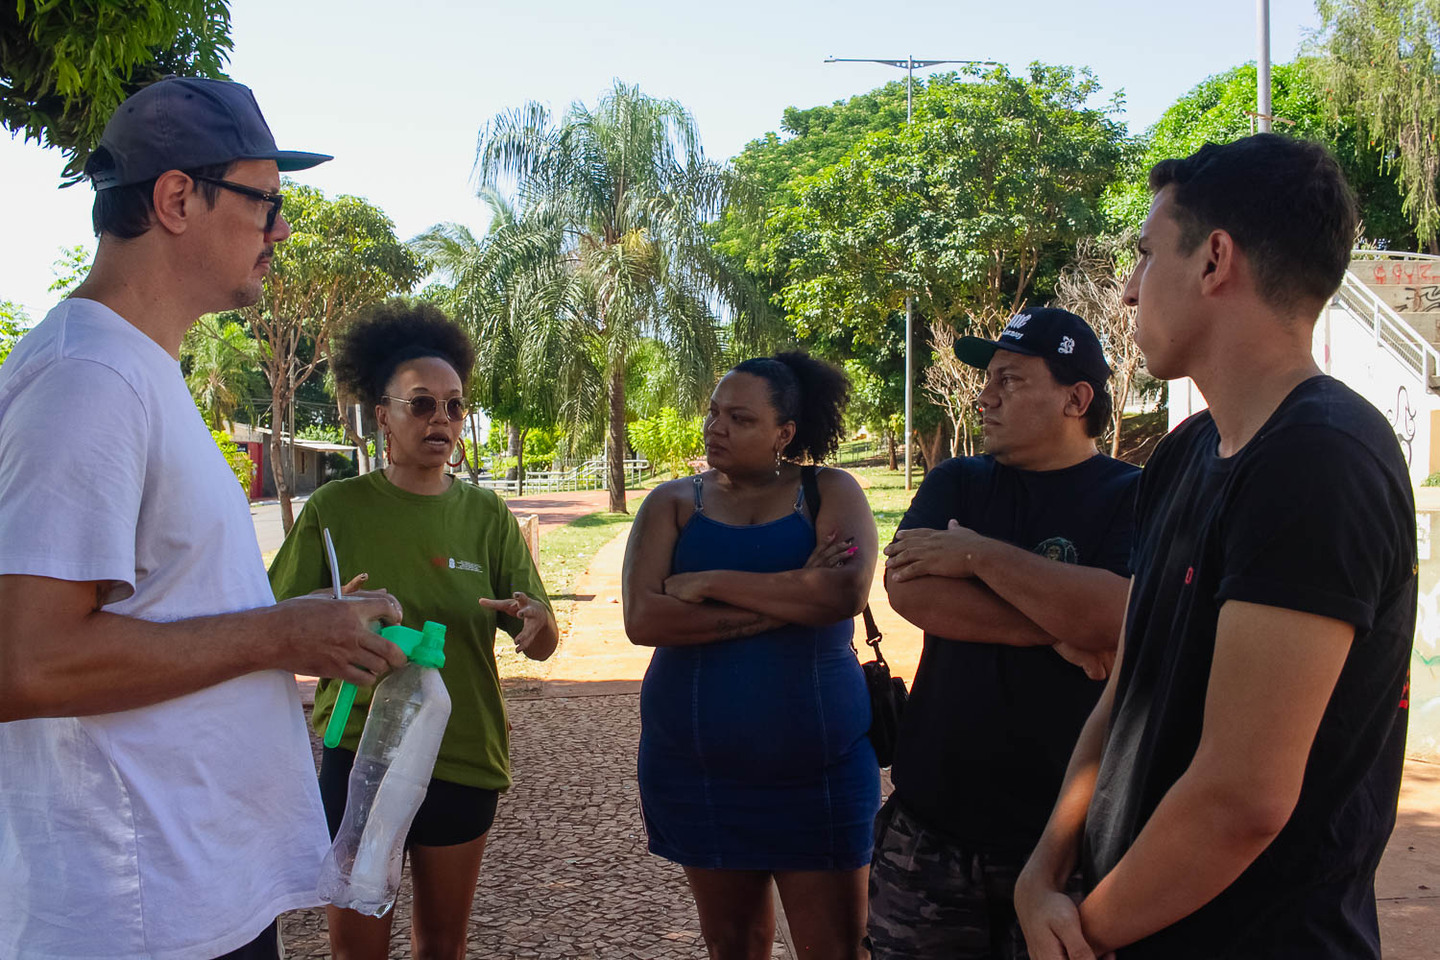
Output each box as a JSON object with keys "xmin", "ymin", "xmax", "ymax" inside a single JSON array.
[
  {"xmin": 496, "ymin": 510, "xmax": 633, "ymax": 679},
  {"xmin": 843, "ymin": 464, "xmax": 921, "ymax": 544},
  {"xmin": 491, "ymin": 469, "xmax": 919, "ymax": 683}
]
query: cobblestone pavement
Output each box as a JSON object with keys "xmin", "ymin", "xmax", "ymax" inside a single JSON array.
[{"xmin": 280, "ymin": 692, "xmax": 789, "ymax": 959}]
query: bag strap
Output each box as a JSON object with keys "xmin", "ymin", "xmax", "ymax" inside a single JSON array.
[
  {"xmin": 801, "ymin": 464, "xmax": 821, "ymax": 522},
  {"xmin": 803, "ymin": 465, "xmax": 886, "ymax": 662}
]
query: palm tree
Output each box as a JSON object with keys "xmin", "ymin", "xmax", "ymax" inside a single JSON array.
[
  {"xmin": 414, "ymin": 190, "xmax": 571, "ymax": 496},
  {"xmin": 182, "ymin": 315, "xmax": 260, "ymax": 430},
  {"xmin": 474, "ymin": 81, "xmax": 752, "ymax": 513}
]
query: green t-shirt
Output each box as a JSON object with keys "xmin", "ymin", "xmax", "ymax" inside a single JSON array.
[{"xmin": 267, "ymin": 471, "xmax": 550, "ymax": 790}]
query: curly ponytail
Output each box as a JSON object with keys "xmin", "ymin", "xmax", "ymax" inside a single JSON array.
[{"xmin": 730, "ymin": 351, "xmax": 850, "ymax": 463}]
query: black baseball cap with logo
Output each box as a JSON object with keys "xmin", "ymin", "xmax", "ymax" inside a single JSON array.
[
  {"xmin": 84, "ymin": 76, "xmax": 332, "ymax": 189},
  {"xmin": 954, "ymin": 307, "xmax": 1112, "ymax": 383}
]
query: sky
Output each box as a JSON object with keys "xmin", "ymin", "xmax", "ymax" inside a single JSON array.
[{"xmin": 0, "ymin": 0, "xmax": 1325, "ymax": 319}]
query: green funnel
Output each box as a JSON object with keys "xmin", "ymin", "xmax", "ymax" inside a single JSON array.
[{"xmin": 323, "ymin": 621, "xmax": 448, "ymax": 749}]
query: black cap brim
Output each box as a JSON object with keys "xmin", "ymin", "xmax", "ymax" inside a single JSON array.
[{"xmin": 954, "ymin": 336, "xmax": 1043, "ymax": 371}]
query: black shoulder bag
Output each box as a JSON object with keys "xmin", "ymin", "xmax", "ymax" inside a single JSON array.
[{"xmin": 801, "ymin": 465, "xmax": 909, "ymax": 768}]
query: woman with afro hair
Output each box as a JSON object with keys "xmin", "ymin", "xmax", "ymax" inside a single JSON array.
[
  {"xmin": 268, "ymin": 298, "xmax": 557, "ymax": 959},
  {"xmin": 622, "ymin": 352, "xmax": 880, "ymax": 958}
]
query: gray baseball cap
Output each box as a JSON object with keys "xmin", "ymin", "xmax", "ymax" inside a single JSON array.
[{"xmin": 84, "ymin": 76, "xmax": 332, "ymax": 189}]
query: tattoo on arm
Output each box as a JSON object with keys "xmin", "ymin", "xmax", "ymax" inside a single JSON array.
[{"xmin": 715, "ymin": 614, "xmax": 766, "ymax": 640}]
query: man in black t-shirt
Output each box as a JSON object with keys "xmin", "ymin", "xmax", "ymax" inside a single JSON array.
[
  {"xmin": 870, "ymin": 307, "xmax": 1140, "ymax": 959},
  {"xmin": 1016, "ymin": 136, "xmax": 1416, "ymax": 960}
]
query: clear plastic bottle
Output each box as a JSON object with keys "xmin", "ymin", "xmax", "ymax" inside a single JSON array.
[{"xmin": 317, "ymin": 621, "xmax": 450, "ymax": 917}]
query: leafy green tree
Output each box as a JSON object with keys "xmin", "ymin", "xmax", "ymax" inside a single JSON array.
[
  {"xmin": 1314, "ymin": 0, "xmax": 1440, "ymax": 251},
  {"xmin": 630, "ymin": 407, "xmax": 704, "ymax": 477},
  {"xmin": 475, "ymin": 81, "xmax": 749, "ymax": 514},
  {"xmin": 716, "ymin": 79, "xmax": 923, "ymax": 313},
  {"xmin": 243, "ymin": 183, "xmax": 424, "ymax": 531},
  {"xmin": 2, "ymin": 1, "xmax": 232, "ymax": 181},
  {"xmin": 1108, "ymin": 60, "xmax": 1413, "ymax": 247},
  {"xmin": 843, "ymin": 359, "xmax": 903, "ymax": 469},
  {"xmin": 782, "ymin": 65, "xmax": 1122, "ymax": 333},
  {"xmin": 0, "ymin": 301, "xmax": 31, "ymax": 368},
  {"xmin": 181, "ymin": 314, "xmax": 260, "ymax": 429},
  {"xmin": 210, "ymin": 429, "xmax": 254, "ymax": 491},
  {"xmin": 749, "ymin": 66, "xmax": 1124, "ymax": 464},
  {"xmin": 47, "ymin": 244, "xmax": 93, "ymax": 297}
]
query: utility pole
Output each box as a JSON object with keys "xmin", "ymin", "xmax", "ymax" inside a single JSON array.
[
  {"xmin": 1257, "ymin": 0, "xmax": 1272, "ymax": 132},
  {"xmin": 825, "ymin": 55, "xmax": 998, "ymax": 490}
]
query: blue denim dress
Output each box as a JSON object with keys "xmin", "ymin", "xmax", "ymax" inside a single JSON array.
[{"xmin": 637, "ymin": 476, "xmax": 879, "ymax": 870}]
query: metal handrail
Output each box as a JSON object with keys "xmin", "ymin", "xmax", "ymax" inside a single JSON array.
[
  {"xmin": 468, "ymin": 456, "xmax": 651, "ymax": 495},
  {"xmin": 1350, "ymin": 249, "xmax": 1440, "ymax": 263},
  {"xmin": 1334, "ymin": 271, "xmax": 1440, "ymax": 389}
]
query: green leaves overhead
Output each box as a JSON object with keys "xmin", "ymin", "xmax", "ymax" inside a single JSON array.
[
  {"xmin": 1, "ymin": 0, "xmax": 233, "ymax": 182},
  {"xmin": 267, "ymin": 184, "xmax": 425, "ymax": 314},
  {"xmin": 1313, "ymin": 0, "xmax": 1440, "ymax": 250},
  {"xmin": 1107, "ymin": 60, "xmax": 1413, "ymax": 247},
  {"xmin": 785, "ymin": 65, "xmax": 1121, "ymax": 336}
]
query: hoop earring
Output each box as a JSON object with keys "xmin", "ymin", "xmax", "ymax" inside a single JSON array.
[{"xmin": 447, "ymin": 438, "xmax": 467, "ymax": 470}]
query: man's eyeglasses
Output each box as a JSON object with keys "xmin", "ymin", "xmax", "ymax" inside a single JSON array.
[
  {"xmin": 381, "ymin": 395, "xmax": 469, "ymax": 422},
  {"xmin": 192, "ymin": 176, "xmax": 284, "ymax": 233}
]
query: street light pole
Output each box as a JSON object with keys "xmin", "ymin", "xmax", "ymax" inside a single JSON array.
[
  {"xmin": 825, "ymin": 55, "xmax": 998, "ymax": 490},
  {"xmin": 1257, "ymin": 0, "xmax": 1272, "ymax": 133}
]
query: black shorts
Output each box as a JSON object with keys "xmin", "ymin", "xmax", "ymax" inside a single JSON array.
[{"xmin": 318, "ymin": 746, "xmax": 499, "ymax": 848}]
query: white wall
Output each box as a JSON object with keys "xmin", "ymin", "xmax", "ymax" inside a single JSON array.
[{"xmin": 1166, "ymin": 303, "xmax": 1440, "ymax": 485}]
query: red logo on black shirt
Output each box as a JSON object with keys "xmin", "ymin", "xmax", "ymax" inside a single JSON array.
[{"xmin": 1184, "ymin": 566, "xmax": 1194, "ymax": 585}]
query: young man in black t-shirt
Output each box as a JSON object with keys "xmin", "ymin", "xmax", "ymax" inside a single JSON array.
[
  {"xmin": 1016, "ymin": 136, "xmax": 1416, "ymax": 960},
  {"xmin": 871, "ymin": 308, "xmax": 1140, "ymax": 959}
]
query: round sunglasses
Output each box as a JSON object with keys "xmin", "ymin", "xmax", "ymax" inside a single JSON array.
[{"xmin": 381, "ymin": 395, "xmax": 469, "ymax": 422}]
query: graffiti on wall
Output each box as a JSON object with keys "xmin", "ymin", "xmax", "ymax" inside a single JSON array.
[
  {"xmin": 1362, "ymin": 260, "xmax": 1440, "ymax": 313},
  {"xmin": 1386, "ymin": 386, "xmax": 1417, "ymax": 467}
]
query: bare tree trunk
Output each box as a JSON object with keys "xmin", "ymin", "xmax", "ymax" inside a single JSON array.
[
  {"xmin": 459, "ymin": 411, "xmax": 480, "ymax": 485},
  {"xmin": 607, "ymin": 364, "xmax": 628, "ymax": 514},
  {"xmin": 505, "ymin": 423, "xmax": 521, "ymax": 482},
  {"xmin": 1110, "ymin": 369, "xmax": 1136, "ymax": 459},
  {"xmin": 467, "ymin": 413, "xmax": 482, "ymax": 472},
  {"xmin": 918, "ymin": 421, "xmax": 951, "ymax": 474},
  {"xmin": 337, "ymin": 398, "xmax": 372, "ymax": 475},
  {"xmin": 270, "ymin": 379, "xmax": 294, "ymax": 533},
  {"xmin": 886, "ymin": 430, "xmax": 898, "ymax": 471},
  {"xmin": 516, "ymin": 427, "xmax": 528, "ymax": 497}
]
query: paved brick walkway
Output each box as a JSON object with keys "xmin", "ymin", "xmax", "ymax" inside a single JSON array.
[
  {"xmin": 276, "ymin": 517, "xmax": 1440, "ymax": 958},
  {"xmin": 280, "ymin": 693, "xmax": 788, "ymax": 958}
]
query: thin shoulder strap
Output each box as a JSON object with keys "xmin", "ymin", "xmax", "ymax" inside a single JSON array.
[
  {"xmin": 691, "ymin": 474, "xmax": 705, "ymax": 512},
  {"xmin": 800, "ymin": 465, "xmax": 821, "ymax": 522}
]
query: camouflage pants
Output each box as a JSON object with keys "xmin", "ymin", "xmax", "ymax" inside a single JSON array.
[{"xmin": 867, "ymin": 798, "xmax": 1037, "ymax": 960}]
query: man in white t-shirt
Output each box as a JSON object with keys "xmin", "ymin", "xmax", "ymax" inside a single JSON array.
[{"xmin": 0, "ymin": 78, "xmax": 409, "ymax": 960}]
